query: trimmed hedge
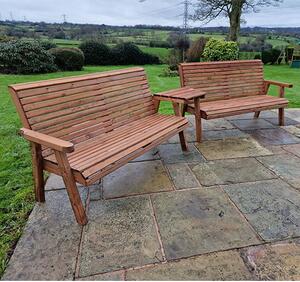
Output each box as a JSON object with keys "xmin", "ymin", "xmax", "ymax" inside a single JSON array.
[
  {"xmin": 79, "ymin": 41, "xmax": 160, "ymax": 65},
  {"xmin": 203, "ymin": 38, "xmax": 239, "ymax": 61},
  {"xmin": 111, "ymin": 42, "xmax": 160, "ymax": 65},
  {"xmin": 262, "ymin": 48, "xmax": 281, "ymax": 65},
  {"xmin": 49, "ymin": 47, "xmax": 84, "ymax": 71},
  {"xmin": 79, "ymin": 40, "xmax": 111, "ymax": 65},
  {"xmin": 0, "ymin": 40, "xmax": 57, "ymax": 74}
]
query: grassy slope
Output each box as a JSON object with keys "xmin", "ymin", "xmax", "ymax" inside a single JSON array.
[{"xmin": 0, "ymin": 64, "xmax": 298, "ymax": 277}]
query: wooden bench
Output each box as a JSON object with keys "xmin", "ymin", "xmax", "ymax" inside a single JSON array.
[
  {"xmin": 9, "ymin": 67, "xmax": 190, "ymax": 225},
  {"xmin": 179, "ymin": 60, "xmax": 293, "ymax": 142}
]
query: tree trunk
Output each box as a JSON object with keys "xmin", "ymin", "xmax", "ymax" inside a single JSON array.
[{"xmin": 229, "ymin": 0, "xmax": 244, "ymax": 41}]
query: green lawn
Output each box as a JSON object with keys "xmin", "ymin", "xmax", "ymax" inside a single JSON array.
[{"xmin": 0, "ymin": 64, "xmax": 299, "ymax": 277}]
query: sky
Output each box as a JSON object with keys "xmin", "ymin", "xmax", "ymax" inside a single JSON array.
[{"xmin": 0, "ymin": 0, "xmax": 299, "ymax": 28}]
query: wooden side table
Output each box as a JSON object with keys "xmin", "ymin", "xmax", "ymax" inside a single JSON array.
[{"xmin": 154, "ymin": 87, "xmax": 206, "ymax": 142}]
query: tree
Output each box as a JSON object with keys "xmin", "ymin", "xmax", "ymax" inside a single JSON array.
[{"xmin": 192, "ymin": 0, "xmax": 283, "ymax": 41}]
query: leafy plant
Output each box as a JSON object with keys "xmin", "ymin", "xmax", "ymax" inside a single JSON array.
[
  {"xmin": 203, "ymin": 38, "xmax": 239, "ymax": 61},
  {"xmin": 0, "ymin": 40, "xmax": 57, "ymax": 74},
  {"xmin": 79, "ymin": 40, "xmax": 111, "ymax": 65},
  {"xmin": 262, "ymin": 48, "xmax": 281, "ymax": 65},
  {"xmin": 186, "ymin": 37, "xmax": 209, "ymax": 62},
  {"xmin": 49, "ymin": 47, "xmax": 84, "ymax": 71},
  {"xmin": 111, "ymin": 42, "xmax": 160, "ymax": 65}
]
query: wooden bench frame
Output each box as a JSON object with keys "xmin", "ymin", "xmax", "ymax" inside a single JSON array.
[
  {"xmin": 9, "ymin": 68, "xmax": 191, "ymax": 225},
  {"xmin": 179, "ymin": 60, "xmax": 293, "ymax": 142}
]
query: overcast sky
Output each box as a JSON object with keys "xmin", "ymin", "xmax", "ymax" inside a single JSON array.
[{"xmin": 0, "ymin": 0, "xmax": 299, "ymax": 27}]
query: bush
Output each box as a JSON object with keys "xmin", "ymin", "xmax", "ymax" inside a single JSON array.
[
  {"xmin": 262, "ymin": 48, "xmax": 281, "ymax": 65},
  {"xmin": 111, "ymin": 42, "xmax": 160, "ymax": 65},
  {"xmin": 203, "ymin": 38, "xmax": 239, "ymax": 62},
  {"xmin": 0, "ymin": 40, "xmax": 57, "ymax": 74},
  {"xmin": 79, "ymin": 40, "xmax": 111, "ymax": 65},
  {"xmin": 49, "ymin": 47, "xmax": 84, "ymax": 71},
  {"xmin": 166, "ymin": 49, "xmax": 181, "ymax": 71},
  {"xmin": 186, "ymin": 37, "xmax": 209, "ymax": 62},
  {"xmin": 40, "ymin": 40, "xmax": 57, "ymax": 50},
  {"xmin": 254, "ymin": 54, "xmax": 261, "ymax": 60}
]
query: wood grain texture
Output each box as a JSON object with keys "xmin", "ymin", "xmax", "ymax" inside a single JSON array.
[
  {"xmin": 180, "ymin": 60, "xmax": 290, "ymax": 141},
  {"xmin": 9, "ymin": 67, "xmax": 190, "ymax": 224}
]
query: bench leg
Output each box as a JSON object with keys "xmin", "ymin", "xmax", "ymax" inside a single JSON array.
[
  {"xmin": 31, "ymin": 144, "xmax": 45, "ymax": 202},
  {"xmin": 194, "ymin": 97, "xmax": 202, "ymax": 143},
  {"xmin": 54, "ymin": 151, "xmax": 88, "ymax": 226},
  {"xmin": 179, "ymin": 131, "xmax": 188, "ymax": 152},
  {"xmin": 279, "ymin": 108, "xmax": 284, "ymax": 126},
  {"xmin": 254, "ymin": 111, "xmax": 261, "ymax": 119},
  {"xmin": 181, "ymin": 104, "xmax": 187, "ymax": 117}
]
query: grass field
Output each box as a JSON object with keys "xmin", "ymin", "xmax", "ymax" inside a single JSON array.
[{"xmin": 0, "ymin": 64, "xmax": 299, "ymax": 277}]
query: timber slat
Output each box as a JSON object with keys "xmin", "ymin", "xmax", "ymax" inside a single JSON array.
[
  {"xmin": 10, "ymin": 67, "xmax": 189, "ymax": 224},
  {"xmin": 179, "ymin": 60, "xmax": 290, "ymax": 143}
]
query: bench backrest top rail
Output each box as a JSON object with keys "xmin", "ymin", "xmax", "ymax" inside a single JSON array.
[
  {"xmin": 179, "ymin": 60, "xmax": 264, "ymax": 102},
  {"xmin": 9, "ymin": 67, "xmax": 155, "ymax": 148}
]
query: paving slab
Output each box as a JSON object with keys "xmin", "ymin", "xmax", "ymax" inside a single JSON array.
[
  {"xmin": 230, "ymin": 119, "xmax": 276, "ymax": 130},
  {"xmin": 167, "ymin": 123, "xmax": 196, "ymax": 144},
  {"xmin": 223, "ymin": 179, "xmax": 300, "ymax": 241},
  {"xmin": 126, "ymin": 250, "xmax": 253, "ymax": 280},
  {"xmin": 189, "ymin": 158, "xmax": 276, "ymax": 187},
  {"xmin": 241, "ymin": 240, "xmax": 300, "ymax": 280},
  {"xmin": 285, "ymin": 109, "xmax": 300, "ymax": 121},
  {"xmin": 226, "ymin": 111, "xmax": 278, "ymax": 120},
  {"xmin": 130, "ymin": 148, "xmax": 160, "ymax": 162},
  {"xmin": 283, "ymin": 144, "xmax": 300, "ymax": 158},
  {"xmin": 202, "ymin": 118, "xmax": 236, "ymax": 131},
  {"xmin": 45, "ymin": 174, "xmax": 96, "ymax": 191},
  {"xmin": 258, "ymin": 154, "xmax": 300, "ymax": 189},
  {"xmin": 283, "ymin": 125, "xmax": 300, "ymax": 138},
  {"xmin": 102, "ymin": 160, "xmax": 173, "ymax": 199},
  {"xmin": 79, "ymin": 196, "xmax": 162, "ymax": 277},
  {"xmin": 2, "ymin": 189, "xmax": 88, "ymax": 281},
  {"xmin": 166, "ymin": 163, "xmax": 200, "ymax": 190},
  {"xmin": 77, "ymin": 271, "xmax": 123, "ymax": 281},
  {"xmin": 246, "ymin": 128, "xmax": 300, "ymax": 145},
  {"xmin": 264, "ymin": 145, "xmax": 287, "ymax": 155},
  {"xmin": 195, "ymin": 137, "xmax": 272, "ymax": 160},
  {"xmin": 158, "ymin": 143, "xmax": 205, "ymax": 164},
  {"xmin": 203, "ymin": 129, "xmax": 249, "ymax": 141},
  {"xmin": 264, "ymin": 117, "xmax": 299, "ymax": 126},
  {"xmin": 151, "ymin": 188, "xmax": 260, "ymax": 260}
]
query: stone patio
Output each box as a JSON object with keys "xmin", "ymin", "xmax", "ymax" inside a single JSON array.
[{"xmin": 3, "ymin": 109, "xmax": 300, "ymax": 281}]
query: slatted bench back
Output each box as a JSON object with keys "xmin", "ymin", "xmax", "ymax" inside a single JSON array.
[
  {"xmin": 179, "ymin": 60, "xmax": 264, "ymax": 102},
  {"xmin": 9, "ymin": 67, "xmax": 155, "ymax": 147}
]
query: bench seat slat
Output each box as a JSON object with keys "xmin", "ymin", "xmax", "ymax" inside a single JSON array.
[{"xmin": 44, "ymin": 114, "xmax": 188, "ymax": 179}]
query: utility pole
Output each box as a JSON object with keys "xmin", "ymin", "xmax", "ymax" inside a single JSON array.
[
  {"xmin": 182, "ymin": 0, "xmax": 190, "ymax": 61},
  {"xmin": 9, "ymin": 11, "xmax": 14, "ymax": 22},
  {"xmin": 62, "ymin": 14, "xmax": 67, "ymax": 23}
]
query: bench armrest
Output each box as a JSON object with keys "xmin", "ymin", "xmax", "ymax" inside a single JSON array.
[
  {"xmin": 20, "ymin": 128, "xmax": 74, "ymax": 153},
  {"xmin": 264, "ymin": 80, "xmax": 293, "ymax": 88},
  {"xmin": 154, "ymin": 87, "xmax": 206, "ymax": 104}
]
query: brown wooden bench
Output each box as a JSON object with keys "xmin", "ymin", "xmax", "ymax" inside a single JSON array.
[
  {"xmin": 179, "ymin": 60, "xmax": 293, "ymax": 142},
  {"xmin": 9, "ymin": 67, "xmax": 191, "ymax": 225}
]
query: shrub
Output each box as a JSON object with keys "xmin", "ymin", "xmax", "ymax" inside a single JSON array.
[
  {"xmin": 111, "ymin": 42, "xmax": 159, "ymax": 65},
  {"xmin": 203, "ymin": 38, "xmax": 239, "ymax": 62},
  {"xmin": 254, "ymin": 54, "xmax": 261, "ymax": 60},
  {"xmin": 0, "ymin": 40, "xmax": 57, "ymax": 74},
  {"xmin": 262, "ymin": 48, "xmax": 281, "ymax": 65},
  {"xmin": 49, "ymin": 47, "xmax": 84, "ymax": 71},
  {"xmin": 166, "ymin": 49, "xmax": 181, "ymax": 71},
  {"xmin": 186, "ymin": 37, "xmax": 209, "ymax": 62},
  {"xmin": 79, "ymin": 40, "xmax": 111, "ymax": 65},
  {"xmin": 40, "ymin": 40, "xmax": 57, "ymax": 50}
]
